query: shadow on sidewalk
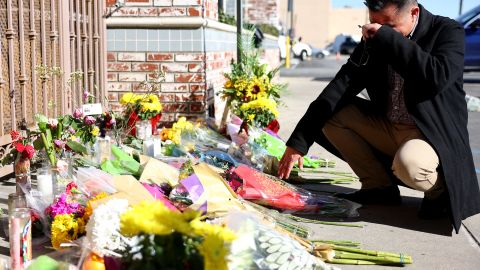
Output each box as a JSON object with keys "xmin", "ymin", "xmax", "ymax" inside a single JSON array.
[{"xmin": 298, "ymin": 183, "xmax": 453, "ymax": 236}]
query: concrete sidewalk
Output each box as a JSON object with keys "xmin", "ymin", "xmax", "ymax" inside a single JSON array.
[{"xmin": 277, "ymin": 77, "xmax": 480, "ymax": 270}]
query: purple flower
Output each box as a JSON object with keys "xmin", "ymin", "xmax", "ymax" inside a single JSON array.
[
  {"xmin": 45, "ymin": 193, "xmax": 85, "ymax": 219},
  {"xmin": 83, "ymin": 89, "xmax": 90, "ymax": 101},
  {"xmin": 54, "ymin": 139, "xmax": 66, "ymax": 149},
  {"xmin": 73, "ymin": 108, "xmax": 83, "ymax": 119},
  {"xmin": 84, "ymin": 116, "xmax": 96, "ymax": 125},
  {"xmin": 68, "ymin": 126, "xmax": 76, "ymax": 134}
]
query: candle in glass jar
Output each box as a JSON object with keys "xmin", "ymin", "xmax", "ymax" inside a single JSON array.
[
  {"xmin": 9, "ymin": 208, "xmax": 32, "ymax": 270},
  {"xmin": 36, "ymin": 171, "xmax": 53, "ymax": 198}
]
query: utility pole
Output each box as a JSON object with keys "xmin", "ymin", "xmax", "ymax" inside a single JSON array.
[
  {"xmin": 459, "ymin": 0, "xmax": 463, "ymax": 16},
  {"xmin": 236, "ymin": 0, "xmax": 242, "ymax": 63},
  {"xmin": 286, "ymin": 0, "xmax": 293, "ymax": 69}
]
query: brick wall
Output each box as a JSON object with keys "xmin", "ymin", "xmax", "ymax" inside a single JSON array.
[
  {"xmin": 107, "ymin": 51, "xmax": 207, "ymax": 122},
  {"xmin": 245, "ymin": 0, "xmax": 280, "ymax": 27},
  {"xmin": 105, "ymin": 0, "xmax": 279, "ymax": 125},
  {"xmin": 106, "ymin": 0, "xmax": 218, "ymax": 20}
]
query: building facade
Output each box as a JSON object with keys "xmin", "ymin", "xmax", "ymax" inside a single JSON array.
[{"xmin": 279, "ymin": 0, "xmax": 367, "ymax": 48}]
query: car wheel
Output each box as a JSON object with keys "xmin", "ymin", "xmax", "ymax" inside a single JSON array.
[
  {"xmin": 300, "ymin": 50, "xmax": 308, "ymax": 61},
  {"xmin": 316, "ymin": 52, "xmax": 325, "ymax": 59}
]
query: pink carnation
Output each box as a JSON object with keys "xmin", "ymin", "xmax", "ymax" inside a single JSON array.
[
  {"xmin": 73, "ymin": 108, "xmax": 83, "ymax": 119},
  {"xmin": 84, "ymin": 116, "xmax": 96, "ymax": 125}
]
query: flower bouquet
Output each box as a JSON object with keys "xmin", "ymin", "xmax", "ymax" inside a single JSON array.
[
  {"xmin": 219, "ymin": 31, "xmax": 285, "ymax": 130},
  {"xmin": 120, "ymin": 93, "xmax": 162, "ymax": 138},
  {"xmin": 2, "ymin": 130, "xmax": 36, "ymax": 193},
  {"xmin": 114, "ymin": 201, "xmax": 236, "ymax": 270}
]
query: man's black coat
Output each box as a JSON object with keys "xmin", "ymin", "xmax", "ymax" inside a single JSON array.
[{"xmin": 286, "ymin": 5, "xmax": 480, "ymax": 232}]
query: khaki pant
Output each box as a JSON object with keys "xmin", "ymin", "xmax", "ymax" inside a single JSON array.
[{"xmin": 323, "ymin": 104, "xmax": 444, "ymax": 198}]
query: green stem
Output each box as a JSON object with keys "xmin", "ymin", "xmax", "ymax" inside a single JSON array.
[
  {"xmin": 328, "ymin": 258, "xmax": 378, "ymax": 265},
  {"xmin": 41, "ymin": 133, "xmax": 57, "ymax": 166},
  {"xmin": 333, "ymin": 245, "xmax": 410, "ymax": 259},
  {"xmin": 334, "ymin": 251, "xmax": 412, "ymax": 264},
  {"xmin": 287, "ymin": 216, "xmax": 363, "ymax": 228},
  {"xmin": 312, "ymin": 240, "xmax": 361, "ymax": 247}
]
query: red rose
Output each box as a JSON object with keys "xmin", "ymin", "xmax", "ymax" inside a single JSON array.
[
  {"xmin": 66, "ymin": 182, "xmax": 78, "ymax": 194},
  {"xmin": 10, "ymin": 130, "xmax": 20, "ymax": 141},
  {"xmin": 22, "ymin": 145, "xmax": 35, "ymax": 159},
  {"xmin": 15, "ymin": 142, "xmax": 26, "ymax": 153}
]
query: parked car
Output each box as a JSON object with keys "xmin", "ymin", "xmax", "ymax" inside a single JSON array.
[
  {"xmin": 331, "ymin": 34, "xmax": 361, "ymax": 53},
  {"xmin": 278, "ymin": 35, "xmax": 312, "ymax": 61},
  {"xmin": 457, "ymin": 4, "xmax": 480, "ymax": 69},
  {"xmin": 339, "ymin": 36, "xmax": 359, "ymax": 55},
  {"xmin": 311, "ymin": 45, "xmax": 331, "ymax": 58}
]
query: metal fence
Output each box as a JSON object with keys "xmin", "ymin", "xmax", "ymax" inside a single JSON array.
[{"xmin": 0, "ymin": 0, "xmax": 107, "ymax": 176}]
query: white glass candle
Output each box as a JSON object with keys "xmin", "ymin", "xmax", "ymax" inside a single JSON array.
[{"xmin": 36, "ymin": 170, "xmax": 53, "ymax": 199}]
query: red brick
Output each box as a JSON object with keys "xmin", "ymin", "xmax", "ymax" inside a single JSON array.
[
  {"xmin": 107, "ymin": 73, "xmax": 118, "ymax": 81},
  {"xmin": 106, "ymin": 0, "xmax": 117, "ymax": 7},
  {"xmin": 108, "ymin": 92, "xmax": 119, "ymax": 102},
  {"xmin": 175, "ymin": 53, "xmax": 205, "ymax": 62},
  {"xmin": 159, "ymin": 7, "xmax": 186, "ymax": 16},
  {"xmin": 118, "ymin": 53, "xmax": 146, "ymax": 62},
  {"xmin": 190, "ymin": 84, "xmax": 205, "ymax": 92},
  {"xmin": 107, "ymin": 52, "xmax": 116, "ymax": 62},
  {"xmin": 161, "ymin": 63, "xmax": 189, "ymax": 73},
  {"xmin": 159, "ymin": 93, "xmax": 176, "ymax": 102},
  {"xmin": 159, "ymin": 113, "xmax": 175, "ymax": 122},
  {"xmin": 189, "ymin": 102, "xmax": 205, "ymax": 113},
  {"xmin": 175, "ymin": 73, "xmax": 204, "ymax": 83},
  {"xmin": 107, "ymin": 83, "xmax": 132, "ymax": 91},
  {"xmin": 161, "ymin": 83, "xmax": 189, "ymax": 92},
  {"xmin": 110, "ymin": 103, "xmax": 124, "ymax": 112},
  {"xmin": 188, "ymin": 63, "xmax": 204, "ymax": 72},
  {"xmin": 139, "ymin": 7, "xmax": 159, "ymax": 16},
  {"xmin": 187, "ymin": 7, "xmax": 201, "ymax": 16},
  {"xmin": 108, "ymin": 63, "xmax": 131, "ymax": 72},
  {"xmin": 176, "ymin": 93, "xmax": 204, "ymax": 102},
  {"xmin": 147, "ymin": 53, "xmax": 174, "ymax": 62},
  {"xmin": 115, "ymin": 7, "xmax": 140, "ymax": 16},
  {"xmin": 132, "ymin": 63, "xmax": 160, "ymax": 72},
  {"xmin": 119, "ymin": 72, "xmax": 147, "ymax": 82}
]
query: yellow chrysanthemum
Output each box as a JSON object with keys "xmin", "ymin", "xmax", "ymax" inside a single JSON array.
[
  {"xmin": 91, "ymin": 126, "xmax": 100, "ymax": 137},
  {"xmin": 120, "ymin": 201, "xmax": 196, "ymax": 237},
  {"xmin": 224, "ymin": 80, "xmax": 233, "ymax": 89},
  {"xmin": 83, "ymin": 192, "xmax": 108, "ymax": 222},
  {"xmin": 240, "ymin": 97, "xmax": 279, "ymax": 117},
  {"xmin": 120, "ymin": 93, "xmax": 140, "ymax": 105},
  {"xmin": 51, "ymin": 214, "xmax": 85, "ymax": 249}
]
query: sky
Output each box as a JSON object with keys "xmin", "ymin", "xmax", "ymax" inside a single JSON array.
[{"xmin": 333, "ymin": 0, "xmax": 480, "ymax": 19}]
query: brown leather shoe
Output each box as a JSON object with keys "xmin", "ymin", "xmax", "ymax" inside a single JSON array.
[{"xmin": 335, "ymin": 186, "xmax": 402, "ymax": 205}]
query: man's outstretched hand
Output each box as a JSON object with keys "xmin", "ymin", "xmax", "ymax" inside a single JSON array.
[{"xmin": 278, "ymin": 146, "xmax": 304, "ymax": 179}]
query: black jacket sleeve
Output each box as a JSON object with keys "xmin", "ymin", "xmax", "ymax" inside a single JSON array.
[
  {"xmin": 285, "ymin": 44, "xmax": 368, "ymax": 155},
  {"xmin": 370, "ymin": 20, "xmax": 465, "ymax": 98}
]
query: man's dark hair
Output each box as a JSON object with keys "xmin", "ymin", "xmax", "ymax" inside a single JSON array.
[{"xmin": 364, "ymin": 0, "xmax": 417, "ymax": 12}]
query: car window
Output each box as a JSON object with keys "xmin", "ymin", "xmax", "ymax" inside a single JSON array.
[
  {"xmin": 466, "ymin": 15, "xmax": 480, "ymax": 29},
  {"xmin": 457, "ymin": 5, "xmax": 480, "ymax": 25}
]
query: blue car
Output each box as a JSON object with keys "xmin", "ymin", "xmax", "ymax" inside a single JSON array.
[{"xmin": 457, "ymin": 5, "xmax": 480, "ymax": 69}]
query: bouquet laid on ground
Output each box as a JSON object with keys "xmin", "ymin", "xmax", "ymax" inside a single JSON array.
[
  {"xmin": 220, "ymin": 31, "xmax": 285, "ymax": 130},
  {"xmin": 115, "ymin": 201, "xmax": 236, "ymax": 270}
]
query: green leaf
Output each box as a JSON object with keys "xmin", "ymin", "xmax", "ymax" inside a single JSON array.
[
  {"xmin": 35, "ymin": 114, "xmax": 48, "ymax": 124},
  {"xmin": 66, "ymin": 140, "xmax": 87, "ymax": 155},
  {"xmin": 33, "ymin": 137, "xmax": 44, "ymax": 150}
]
